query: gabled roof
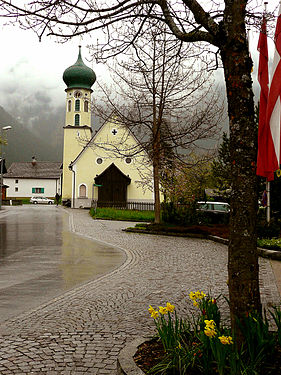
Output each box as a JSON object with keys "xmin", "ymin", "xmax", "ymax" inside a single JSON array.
[
  {"xmin": 69, "ymin": 116, "xmax": 147, "ymax": 168},
  {"xmin": 94, "ymin": 163, "xmax": 131, "ymax": 184},
  {"xmin": 4, "ymin": 161, "xmax": 62, "ymax": 179}
]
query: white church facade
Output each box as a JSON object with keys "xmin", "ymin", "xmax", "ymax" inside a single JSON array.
[{"xmin": 62, "ymin": 47, "xmax": 154, "ymax": 208}]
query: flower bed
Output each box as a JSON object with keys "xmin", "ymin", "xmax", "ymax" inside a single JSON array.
[{"xmin": 133, "ymin": 292, "xmax": 281, "ymax": 374}]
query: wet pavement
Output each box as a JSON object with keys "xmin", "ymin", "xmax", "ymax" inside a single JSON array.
[
  {"xmin": 0, "ymin": 206, "xmax": 279, "ymax": 374},
  {"xmin": 0, "ymin": 206, "xmax": 125, "ymax": 321}
]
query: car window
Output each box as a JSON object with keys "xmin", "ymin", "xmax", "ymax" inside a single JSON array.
[
  {"xmin": 198, "ymin": 203, "xmax": 208, "ymax": 210},
  {"xmin": 213, "ymin": 204, "xmax": 229, "ymax": 212}
]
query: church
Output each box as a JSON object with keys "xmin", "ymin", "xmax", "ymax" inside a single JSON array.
[{"xmin": 62, "ymin": 47, "xmax": 154, "ymax": 209}]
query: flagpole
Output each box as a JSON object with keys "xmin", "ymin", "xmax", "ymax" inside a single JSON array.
[
  {"xmin": 264, "ymin": 2, "xmax": 270, "ymax": 224},
  {"xmin": 266, "ymin": 179, "xmax": 270, "ymax": 222}
]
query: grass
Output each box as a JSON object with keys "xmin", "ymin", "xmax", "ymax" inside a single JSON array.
[
  {"xmin": 21, "ymin": 198, "xmax": 31, "ymax": 204},
  {"xmin": 89, "ymin": 207, "xmax": 155, "ymax": 222},
  {"xmin": 257, "ymin": 238, "xmax": 281, "ymax": 250}
]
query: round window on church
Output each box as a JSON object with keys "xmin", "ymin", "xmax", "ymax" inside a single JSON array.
[
  {"xmin": 125, "ymin": 157, "xmax": 132, "ymax": 164},
  {"xmin": 96, "ymin": 158, "xmax": 103, "ymax": 165},
  {"xmin": 74, "ymin": 91, "xmax": 82, "ymax": 98}
]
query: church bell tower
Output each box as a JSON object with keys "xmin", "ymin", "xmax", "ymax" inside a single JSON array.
[{"xmin": 61, "ymin": 46, "xmax": 96, "ymax": 204}]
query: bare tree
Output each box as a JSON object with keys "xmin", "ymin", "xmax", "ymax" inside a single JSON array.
[
  {"xmin": 0, "ymin": 0, "xmax": 274, "ymax": 339},
  {"xmin": 92, "ymin": 22, "xmax": 223, "ymax": 223}
]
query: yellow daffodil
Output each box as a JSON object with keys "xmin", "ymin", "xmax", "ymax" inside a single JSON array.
[
  {"xmin": 218, "ymin": 336, "xmax": 233, "ymax": 345},
  {"xmin": 195, "ymin": 291, "xmax": 205, "ymax": 299},
  {"xmin": 193, "ymin": 301, "xmax": 199, "ymax": 308},
  {"xmin": 204, "ymin": 328, "xmax": 217, "ymax": 338},
  {"xmin": 166, "ymin": 302, "xmax": 175, "ymax": 313},
  {"xmin": 159, "ymin": 306, "xmax": 168, "ymax": 315},
  {"xmin": 199, "ymin": 291, "xmax": 206, "ymax": 299},
  {"xmin": 148, "ymin": 305, "xmax": 155, "ymax": 314},
  {"xmin": 194, "ymin": 291, "xmax": 201, "ymax": 299},
  {"xmin": 150, "ymin": 310, "xmax": 159, "ymax": 319},
  {"xmin": 189, "ymin": 291, "xmax": 196, "ymax": 301},
  {"xmin": 204, "ymin": 320, "xmax": 216, "ymax": 329}
]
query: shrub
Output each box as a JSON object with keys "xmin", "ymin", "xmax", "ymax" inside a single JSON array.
[
  {"xmin": 161, "ymin": 202, "xmax": 198, "ymax": 226},
  {"xmin": 257, "ymin": 218, "xmax": 280, "ymax": 239}
]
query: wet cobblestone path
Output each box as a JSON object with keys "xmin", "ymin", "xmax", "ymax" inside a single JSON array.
[{"xmin": 0, "ymin": 208, "xmax": 279, "ymax": 374}]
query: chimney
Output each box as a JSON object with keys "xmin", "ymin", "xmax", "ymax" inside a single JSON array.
[{"xmin": 32, "ymin": 156, "xmax": 37, "ymax": 166}]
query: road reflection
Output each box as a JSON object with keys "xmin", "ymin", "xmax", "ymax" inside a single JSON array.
[{"xmin": 0, "ymin": 206, "xmax": 125, "ymax": 321}]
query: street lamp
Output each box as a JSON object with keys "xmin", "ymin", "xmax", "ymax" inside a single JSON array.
[{"xmin": 0, "ymin": 126, "xmax": 12, "ymax": 210}]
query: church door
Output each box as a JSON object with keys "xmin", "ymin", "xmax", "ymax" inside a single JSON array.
[{"xmin": 95, "ymin": 163, "xmax": 131, "ymax": 207}]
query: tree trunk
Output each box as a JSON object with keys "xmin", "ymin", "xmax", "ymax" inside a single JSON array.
[
  {"xmin": 153, "ymin": 127, "xmax": 161, "ymax": 224},
  {"xmin": 220, "ymin": 1, "xmax": 261, "ymax": 337}
]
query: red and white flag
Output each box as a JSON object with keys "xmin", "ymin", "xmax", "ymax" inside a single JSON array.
[
  {"xmin": 256, "ymin": 13, "xmax": 270, "ymax": 178},
  {"xmin": 261, "ymin": 4, "xmax": 281, "ymax": 180}
]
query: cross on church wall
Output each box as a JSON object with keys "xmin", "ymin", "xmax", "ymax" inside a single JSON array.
[{"xmin": 112, "ymin": 129, "xmax": 117, "ymax": 135}]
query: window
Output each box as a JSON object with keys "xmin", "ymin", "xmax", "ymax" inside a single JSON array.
[
  {"xmin": 96, "ymin": 158, "xmax": 103, "ymax": 165},
  {"xmin": 125, "ymin": 157, "xmax": 132, "ymax": 164},
  {"xmin": 15, "ymin": 179, "xmax": 18, "ymax": 184},
  {"xmin": 75, "ymin": 114, "xmax": 80, "ymax": 126},
  {"xmin": 15, "ymin": 187, "xmax": 18, "ymax": 192},
  {"xmin": 68, "ymin": 100, "xmax": 71, "ymax": 112},
  {"xmin": 32, "ymin": 188, "xmax": 44, "ymax": 194},
  {"xmin": 79, "ymin": 184, "xmax": 86, "ymax": 198},
  {"xmin": 84, "ymin": 100, "xmax": 89, "ymax": 112},
  {"xmin": 74, "ymin": 91, "xmax": 82, "ymax": 98},
  {"xmin": 75, "ymin": 99, "xmax": 80, "ymax": 111}
]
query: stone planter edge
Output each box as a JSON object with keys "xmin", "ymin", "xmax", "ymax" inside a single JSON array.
[{"xmin": 117, "ymin": 336, "xmax": 150, "ymax": 375}]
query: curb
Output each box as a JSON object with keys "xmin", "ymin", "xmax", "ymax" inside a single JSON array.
[
  {"xmin": 117, "ymin": 337, "xmax": 148, "ymax": 375},
  {"xmin": 124, "ymin": 229, "xmax": 281, "ymax": 261}
]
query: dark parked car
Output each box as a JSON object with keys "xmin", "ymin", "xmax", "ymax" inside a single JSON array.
[{"xmin": 196, "ymin": 201, "xmax": 230, "ymax": 224}]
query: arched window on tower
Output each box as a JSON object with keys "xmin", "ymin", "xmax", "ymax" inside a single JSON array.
[
  {"xmin": 84, "ymin": 100, "xmax": 89, "ymax": 112},
  {"xmin": 75, "ymin": 114, "xmax": 80, "ymax": 126},
  {"xmin": 68, "ymin": 100, "xmax": 71, "ymax": 112},
  {"xmin": 75, "ymin": 99, "xmax": 80, "ymax": 111}
]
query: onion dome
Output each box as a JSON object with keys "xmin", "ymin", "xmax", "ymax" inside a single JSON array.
[{"xmin": 63, "ymin": 46, "xmax": 96, "ymax": 90}]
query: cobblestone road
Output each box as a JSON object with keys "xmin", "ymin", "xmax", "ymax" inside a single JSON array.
[{"xmin": 0, "ymin": 208, "xmax": 279, "ymax": 374}]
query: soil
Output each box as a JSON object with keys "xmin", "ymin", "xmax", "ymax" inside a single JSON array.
[{"xmin": 133, "ymin": 338, "xmax": 165, "ymax": 373}]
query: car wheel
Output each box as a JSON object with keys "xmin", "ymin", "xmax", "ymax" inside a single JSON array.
[
  {"xmin": 33, "ymin": 201, "xmax": 38, "ymax": 204},
  {"xmin": 48, "ymin": 201, "xmax": 52, "ymax": 205}
]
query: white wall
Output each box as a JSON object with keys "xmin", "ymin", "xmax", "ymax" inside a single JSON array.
[{"xmin": 4, "ymin": 178, "xmax": 61, "ymax": 198}]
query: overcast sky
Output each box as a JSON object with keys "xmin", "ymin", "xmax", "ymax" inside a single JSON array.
[
  {"xmin": 0, "ymin": 21, "xmax": 107, "ymax": 128},
  {"xmin": 0, "ymin": 1, "xmax": 280, "ymax": 126}
]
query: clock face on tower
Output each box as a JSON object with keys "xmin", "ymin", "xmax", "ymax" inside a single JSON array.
[{"xmin": 74, "ymin": 91, "xmax": 82, "ymax": 98}]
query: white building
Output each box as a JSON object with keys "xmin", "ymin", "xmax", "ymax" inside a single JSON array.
[{"xmin": 4, "ymin": 158, "xmax": 62, "ymax": 199}]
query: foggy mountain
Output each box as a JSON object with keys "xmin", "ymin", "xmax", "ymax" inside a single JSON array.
[{"xmin": 0, "ymin": 105, "xmax": 64, "ymax": 167}]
